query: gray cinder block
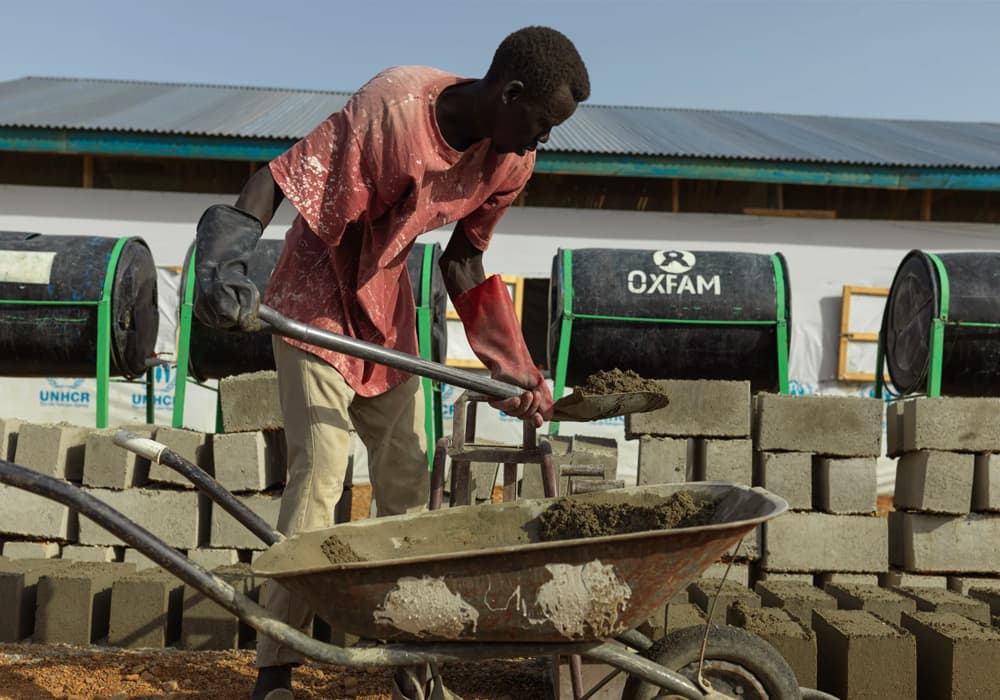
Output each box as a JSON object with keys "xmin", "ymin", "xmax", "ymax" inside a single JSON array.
[
  {"xmin": 219, "ymin": 370, "xmax": 283, "ymax": 433},
  {"xmin": 695, "ymin": 438, "xmax": 752, "ymax": 485},
  {"xmin": 973, "ymin": 453, "xmax": 1000, "ymax": 512},
  {"xmin": 813, "ymin": 456, "xmax": 877, "ymax": 514},
  {"xmin": 728, "ymin": 602, "xmax": 817, "ymax": 688},
  {"xmin": 14, "ymin": 422, "xmax": 90, "ymax": 481},
  {"xmin": 894, "ymin": 450, "xmax": 974, "ymax": 514},
  {"xmin": 904, "ymin": 396, "xmax": 1000, "ymax": 453},
  {"xmin": 823, "ymin": 583, "xmax": 917, "ymax": 626},
  {"xmin": 150, "ymin": 426, "xmax": 213, "ymax": 487},
  {"xmin": 625, "ymin": 380, "xmax": 750, "ymax": 439},
  {"xmin": 763, "ymin": 512, "xmax": 888, "ymax": 573},
  {"xmin": 34, "ymin": 561, "xmax": 136, "ymax": 644},
  {"xmin": 211, "ymin": 430, "xmax": 286, "ymax": 492},
  {"xmin": 78, "ymin": 487, "xmax": 207, "ymax": 549},
  {"xmin": 0, "ymin": 483, "xmax": 77, "ymax": 540},
  {"xmin": 755, "ymin": 393, "xmax": 882, "ymax": 457},
  {"xmin": 756, "ymin": 451, "xmax": 812, "ymax": 510},
  {"xmin": 109, "ymin": 568, "xmax": 183, "ymax": 649},
  {"xmin": 889, "ymin": 511, "xmax": 1000, "ymax": 574},
  {"xmin": 208, "ymin": 493, "xmax": 281, "ymax": 550},
  {"xmin": 83, "ymin": 426, "xmax": 153, "ymax": 489},
  {"xmin": 637, "ymin": 436, "xmax": 690, "ymax": 485},
  {"xmin": 901, "ymin": 611, "xmax": 1000, "ymax": 699}
]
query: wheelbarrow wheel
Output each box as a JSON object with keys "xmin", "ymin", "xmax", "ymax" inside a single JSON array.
[{"xmin": 621, "ymin": 624, "xmax": 801, "ymax": 700}]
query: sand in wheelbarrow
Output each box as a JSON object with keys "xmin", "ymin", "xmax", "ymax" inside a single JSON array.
[{"xmin": 537, "ymin": 491, "xmax": 716, "ymax": 541}]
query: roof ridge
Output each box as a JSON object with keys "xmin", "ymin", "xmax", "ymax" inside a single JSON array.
[{"xmin": 17, "ymin": 75, "xmax": 353, "ymax": 97}]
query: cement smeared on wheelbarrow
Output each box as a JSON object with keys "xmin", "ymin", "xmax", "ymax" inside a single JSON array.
[
  {"xmin": 537, "ymin": 491, "xmax": 717, "ymax": 541},
  {"xmin": 320, "ymin": 491, "xmax": 717, "ymax": 564}
]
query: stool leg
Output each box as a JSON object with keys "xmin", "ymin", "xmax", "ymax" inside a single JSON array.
[
  {"xmin": 450, "ymin": 460, "xmax": 472, "ymax": 507},
  {"xmin": 428, "ymin": 437, "xmax": 449, "ymax": 511},
  {"xmin": 502, "ymin": 462, "xmax": 517, "ymax": 502},
  {"xmin": 539, "ymin": 439, "xmax": 559, "ymax": 498}
]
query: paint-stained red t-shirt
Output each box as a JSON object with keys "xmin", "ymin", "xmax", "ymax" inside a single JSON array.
[{"xmin": 264, "ymin": 66, "xmax": 534, "ymax": 396}]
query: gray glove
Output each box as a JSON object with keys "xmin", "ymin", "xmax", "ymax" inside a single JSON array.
[{"xmin": 193, "ymin": 204, "xmax": 264, "ymax": 331}]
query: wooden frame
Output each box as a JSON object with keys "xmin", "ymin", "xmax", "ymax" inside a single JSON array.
[
  {"xmin": 838, "ymin": 285, "xmax": 889, "ymax": 381},
  {"xmin": 445, "ymin": 275, "xmax": 524, "ymax": 368}
]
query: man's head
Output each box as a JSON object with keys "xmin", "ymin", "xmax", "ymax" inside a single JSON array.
[{"xmin": 484, "ymin": 26, "xmax": 590, "ymax": 156}]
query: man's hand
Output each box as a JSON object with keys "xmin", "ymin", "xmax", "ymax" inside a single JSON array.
[
  {"xmin": 452, "ymin": 275, "xmax": 553, "ymax": 426},
  {"xmin": 193, "ymin": 204, "xmax": 264, "ymax": 331}
]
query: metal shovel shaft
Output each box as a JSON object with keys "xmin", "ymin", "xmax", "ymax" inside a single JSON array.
[{"xmin": 258, "ymin": 305, "xmax": 523, "ymax": 401}]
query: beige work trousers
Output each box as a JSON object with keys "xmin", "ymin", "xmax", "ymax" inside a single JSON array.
[{"xmin": 256, "ymin": 338, "xmax": 429, "ymax": 668}]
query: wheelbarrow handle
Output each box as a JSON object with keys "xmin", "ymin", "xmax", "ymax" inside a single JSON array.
[{"xmin": 258, "ymin": 304, "xmax": 523, "ymax": 401}]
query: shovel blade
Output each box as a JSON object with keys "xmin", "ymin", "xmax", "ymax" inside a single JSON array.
[{"xmin": 549, "ymin": 390, "xmax": 669, "ymax": 423}]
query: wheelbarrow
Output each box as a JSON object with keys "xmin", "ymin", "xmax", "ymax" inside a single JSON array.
[{"xmin": 0, "ymin": 442, "xmax": 834, "ymax": 700}]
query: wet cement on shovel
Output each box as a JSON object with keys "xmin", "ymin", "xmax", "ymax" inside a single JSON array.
[
  {"xmin": 575, "ymin": 368, "xmax": 667, "ymax": 396},
  {"xmin": 538, "ymin": 491, "xmax": 717, "ymax": 542}
]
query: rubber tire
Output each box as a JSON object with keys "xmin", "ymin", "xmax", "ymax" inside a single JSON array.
[{"xmin": 620, "ymin": 624, "xmax": 802, "ymax": 700}]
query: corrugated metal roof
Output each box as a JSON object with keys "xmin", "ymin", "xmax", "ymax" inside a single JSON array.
[{"xmin": 3, "ymin": 75, "xmax": 1000, "ymax": 168}]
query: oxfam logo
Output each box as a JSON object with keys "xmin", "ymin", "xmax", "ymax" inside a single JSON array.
[{"xmin": 653, "ymin": 250, "xmax": 696, "ymax": 274}]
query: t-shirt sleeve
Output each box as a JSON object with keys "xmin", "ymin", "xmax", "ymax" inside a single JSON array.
[
  {"xmin": 459, "ymin": 155, "xmax": 535, "ymax": 251},
  {"xmin": 268, "ymin": 109, "xmax": 372, "ymax": 247}
]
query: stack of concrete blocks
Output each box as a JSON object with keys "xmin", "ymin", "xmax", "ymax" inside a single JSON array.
[
  {"xmin": 887, "ymin": 397, "xmax": 1000, "ymax": 593},
  {"xmin": 754, "ymin": 393, "xmax": 887, "ymax": 586}
]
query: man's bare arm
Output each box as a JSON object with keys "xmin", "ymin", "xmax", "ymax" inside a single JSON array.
[
  {"xmin": 235, "ymin": 166, "xmax": 285, "ymax": 227},
  {"xmin": 439, "ymin": 221, "xmax": 486, "ymax": 300}
]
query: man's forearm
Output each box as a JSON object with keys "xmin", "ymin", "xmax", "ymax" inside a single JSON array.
[
  {"xmin": 440, "ymin": 221, "xmax": 486, "ymax": 300},
  {"xmin": 235, "ymin": 166, "xmax": 285, "ymax": 228}
]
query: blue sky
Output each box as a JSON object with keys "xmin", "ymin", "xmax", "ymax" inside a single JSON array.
[{"xmin": 1, "ymin": 0, "xmax": 997, "ymax": 122}]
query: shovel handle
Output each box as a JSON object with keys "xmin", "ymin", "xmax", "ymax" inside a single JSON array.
[{"xmin": 258, "ymin": 305, "xmax": 523, "ymax": 401}]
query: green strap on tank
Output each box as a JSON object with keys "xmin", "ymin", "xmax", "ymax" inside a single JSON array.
[
  {"xmin": 95, "ymin": 237, "xmax": 130, "ymax": 428},
  {"xmin": 416, "ymin": 245, "xmax": 437, "ymax": 468},
  {"xmin": 172, "ymin": 251, "xmax": 198, "ymax": 428},
  {"xmin": 549, "ymin": 248, "xmax": 575, "ymax": 435},
  {"xmin": 771, "ymin": 254, "xmax": 790, "ymax": 394},
  {"xmin": 925, "ymin": 252, "xmax": 950, "ymax": 398}
]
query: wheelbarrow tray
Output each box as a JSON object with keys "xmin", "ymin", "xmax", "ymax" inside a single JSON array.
[{"xmin": 253, "ymin": 481, "xmax": 786, "ymax": 644}]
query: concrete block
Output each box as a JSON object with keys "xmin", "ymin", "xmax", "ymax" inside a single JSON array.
[
  {"xmin": 625, "ymin": 380, "xmax": 750, "ymax": 438},
  {"xmin": 78, "ymin": 488, "xmax": 206, "ymax": 549},
  {"xmin": 109, "ymin": 568, "xmax": 183, "ymax": 648},
  {"xmin": 815, "ymin": 572, "xmax": 881, "ymax": 587},
  {"xmin": 755, "ymin": 570, "xmax": 814, "ymax": 584},
  {"xmin": 889, "ymin": 511, "xmax": 1000, "ymax": 573},
  {"xmin": 879, "ymin": 570, "xmax": 949, "ymax": 589},
  {"xmin": 219, "ymin": 370, "xmax": 283, "ymax": 433},
  {"xmin": 122, "ymin": 548, "xmax": 160, "ymax": 571},
  {"xmin": 637, "ymin": 436, "xmax": 689, "ymax": 485},
  {"xmin": 885, "ymin": 400, "xmax": 906, "ymax": 458},
  {"xmin": 904, "ymin": 396, "xmax": 1000, "ymax": 453},
  {"xmin": 694, "ymin": 438, "xmax": 752, "ymax": 485},
  {"xmin": 728, "ymin": 601, "xmax": 817, "ymax": 688},
  {"xmin": 755, "ymin": 393, "xmax": 883, "ymax": 457},
  {"xmin": 664, "ymin": 602, "xmax": 706, "ymax": 632},
  {"xmin": 180, "ymin": 564, "xmax": 259, "ymax": 650},
  {"xmin": 0, "ymin": 416, "xmax": 21, "ymax": 461},
  {"xmin": 14, "ymin": 422, "xmax": 90, "ymax": 481},
  {"xmin": 814, "ymin": 456, "xmax": 877, "ymax": 514},
  {"xmin": 211, "ymin": 430, "xmax": 286, "ymax": 493},
  {"xmin": 824, "ymin": 583, "xmax": 917, "ymax": 625},
  {"xmin": 763, "ymin": 512, "xmax": 888, "ymax": 573},
  {"xmin": 755, "ymin": 451, "xmax": 812, "ymax": 510},
  {"xmin": 973, "ymin": 453, "xmax": 1000, "ymax": 512},
  {"xmin": 61, "ymin": 545, "xmax": 116, "ymax": 562},
  {"xmin": 755, "ymin": 579, "xmax": 837, "ymax": 626},
  {"xmin": 82, "ymin": 426, "xmax": 152, "ymax": 489},
  {"xmin": 2, "ymin": 540, "xmax": 61, "ymax": 559},
  {"xmin": 948, "ymin": 576, "xmax": 1000, "ymax": 596},
  {"xmin": 894, "ymin": 587, "xmax": 991, "ymax": 624},
  {"xmin": 189, "ymin": 548, "xmax": 240, "ymax": 570},
  {"xmin": 688, "ymin": 579, "xmax": 760, "ymax": 619},
  {"xmin": 34, "ymin": 561, "xmax": 136, "ymax": 644},
  {"xmin": 208, "ymin": 493, "xmax": 281, "ymax": 550},
  {"xmin": 0, "ymin": 483, "xmax": 77, "ymax": 540},
  {"xmin": 901, "ymin": 610, "xmax": 1000, "ymax": 700},
  {"xmin": 967, "ymin": 588, "xmax": 1000, "ymax": 617},
  {"xmin": 894, "ymin": 450, "xmax": 974, "ymax": 514},
  {"xmin": 812, "ymin": 608, "xmax": 916, "ymax": 700},
  {"xmin": 0, "ymin": 558, "xmax": 74, "ymax": 642},
  {"xmin": 150, "ymin": 426, "xmax": 213, "ymax": 487}
]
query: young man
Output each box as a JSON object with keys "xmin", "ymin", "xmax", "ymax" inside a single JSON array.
[{"xmin": 193, "ymin": 26, "xmax": 589, "ymax": 700}]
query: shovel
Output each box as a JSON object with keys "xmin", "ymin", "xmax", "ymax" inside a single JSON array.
[{"xmin": 258, "ymin": 305, "xmax": 667, "ymax": 423}]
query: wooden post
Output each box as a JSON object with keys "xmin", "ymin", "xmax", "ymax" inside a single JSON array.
[
  {"xmin": 671, "ymin": 178, "xmax": 679, "ymax": 213},
  {"xmin": 82, "ymin": 155, "xmax": 94, "ymax": 188},
  {"xmin": 921, "ymin": 190, "xmax": 933, "ymax": 221},
  {"xmin": 776, "ymin": 183, "xmax": 784, "ymax": 210}
]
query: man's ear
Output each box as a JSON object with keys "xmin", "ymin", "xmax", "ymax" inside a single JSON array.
[{"xmin": 501, "ymin": 80, "xmax": 525, "ymax": 105}]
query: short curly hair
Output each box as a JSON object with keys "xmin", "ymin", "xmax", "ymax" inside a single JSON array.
[{"xmin": 486, "ymin": 26, "xmax": 590, "ymax": 104}]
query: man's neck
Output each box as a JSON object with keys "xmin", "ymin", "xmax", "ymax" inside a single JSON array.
[{"xmin": 436, "ymin": 79, "xmax": 491, "ymax": 151}]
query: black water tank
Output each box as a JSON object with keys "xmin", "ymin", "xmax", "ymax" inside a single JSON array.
[
  {"xmin": 0, "ymin": 232, "xmax": 158, "ymax": 378},
  {"xmin": 549, "ymin": 248, "xmax": 791, "ymax": 391},
  {"xmin": 181, "ymin": 240, "xmax": 448, "ymax": 380},
  {"xmin": 884, "ymin": 250, "xmax": 1000, "ymax": 396}
]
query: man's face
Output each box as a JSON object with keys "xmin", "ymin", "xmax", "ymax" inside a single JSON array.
[{"xmin": 492, "ymin": 83, "xmax": 578, "ymax": 156}]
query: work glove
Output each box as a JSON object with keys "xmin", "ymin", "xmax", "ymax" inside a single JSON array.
[
  {"xmin": 453, "ymin": 275, "xmax": 553, "ymax": 427},
  {"xmin": 193, "ymin": 204, "xmax": 264, "ymax": 331}
]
